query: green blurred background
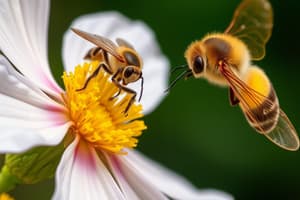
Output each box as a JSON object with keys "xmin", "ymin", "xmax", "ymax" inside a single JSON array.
[{"xmin": 7, "ymin": 0, "xmax": 300, "ymax": 199}]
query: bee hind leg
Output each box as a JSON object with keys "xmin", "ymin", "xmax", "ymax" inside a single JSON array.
[{"xmin": 229, "ymin": 87, "xmax": 240, "ymax": 106}]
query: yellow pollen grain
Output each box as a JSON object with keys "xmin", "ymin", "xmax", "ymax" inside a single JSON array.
[
  {"xmin": 0, "ymin": 193, "xmax": 14, "ymax": 200},
  {"xmin": 62, "ymin": 61, "xmax": 146, "ymax": 154}
]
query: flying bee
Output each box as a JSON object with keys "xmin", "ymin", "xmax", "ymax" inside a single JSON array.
[
  {"xmin": 167, "ymin": 0, "xmax": 300, "ymax": 151},
  {"xmin": 71, "ymin": 28, "xmax": 144, "ymax": 113}
]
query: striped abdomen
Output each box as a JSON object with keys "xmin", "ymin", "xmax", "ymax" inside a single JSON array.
[
  {"xmin": 241, "ymin": 66, "xmax": 280, "ymax": 134},
  {"xmin": 84, "ymin": 47, "xmax": 109, "ymax": 64},
  {"xmin": 244, "ymin": 86, "xmax": 279, "ymax": 133}
]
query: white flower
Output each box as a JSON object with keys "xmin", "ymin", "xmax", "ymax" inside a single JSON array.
[{"xmin": 0, "ymin": 0, "xmax": 233, "ymax": 200}]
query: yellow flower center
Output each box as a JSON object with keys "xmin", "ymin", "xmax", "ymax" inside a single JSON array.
[
  {"xmin": 0, "ymin": 193, "xmax": 14, "ymax": 200},
  {"xmin": 62, "ymin": 61, "xmax": 146, "ymax": 154}
]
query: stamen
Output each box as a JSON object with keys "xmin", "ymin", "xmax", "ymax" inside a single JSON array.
[{"xmin": 62, "ymin": 61, "xmax": 147, "ymax": 154}]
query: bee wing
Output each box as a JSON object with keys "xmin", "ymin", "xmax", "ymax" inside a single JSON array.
[
  {"xmin": 265, "ymin": 111, "xmax": 300, "ymax": 151},
  {"xmin": 219, "ymin": 63, "xmax": 299, "ymax": 151},
  {"xmin": 224, "ymin": 0, "xmax": 273, "ymax": 60},
  {"xmin": 116, "ymin": 38, "xmax": 135, "ymax": 50},
  {"xmin": 71, "ymin": 28, "xmax": 125, "ymax": 62}
]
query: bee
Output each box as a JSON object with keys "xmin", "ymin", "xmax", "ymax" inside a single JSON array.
[
  {"xmin": 71, "ymin": 28, "xmax": 144, "ymax": 113},
  {"xmin": 167, "ymin": 0, "xmax": 300, "ymax": 151}
]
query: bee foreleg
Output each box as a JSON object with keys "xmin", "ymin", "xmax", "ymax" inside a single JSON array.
[
  {"xmin": 76, "ymin": 63, "xmax": 112, "ymax": 91},
  {"xmin": 109, "ymin": 88, "xmax": 122, "ymax": 100},
  {"xmin": 122, "ymin": 87, "xmax": 136, "ymax": 114},
  {"xmin": 229, "ymin": 87, "xmax": 240, "ymax": 106},
  {"xmin": 109, "ymin": 68, "xmax": 123, "ymax": 100}
]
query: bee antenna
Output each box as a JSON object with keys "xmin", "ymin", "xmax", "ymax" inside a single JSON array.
[
  {"xmin": 171, "ymin": 64, "xmax": 188, "ymax": 74},
  {"xmin": 185, "ymin": 70, "xmax": 193, "ymax": 79},
  {"xmin": 164, "ymin": 69, "xmax": 191, "ymax": 93},
  {"xmin": 138, "ymin": 76, "xmax": 144, "ymax": 102}
]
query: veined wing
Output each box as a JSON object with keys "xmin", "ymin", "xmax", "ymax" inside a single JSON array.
[
  {"xmin": 116, "ymin": 38, "xmax": 135, "ymax": 50},
  {"xmin": 265, "ymin": 111, "xmax": 299, "ymax": 151},
  {"xmin": 71, "ymin": 28, "xmax": 125, "ymax": 62},
  {"xmin": 225, "ymin": 0, "xmax": 273, "ymax": 60},
  {"xmin": 219, "ymin": 62, "xmax": 299, "ymax": 151}
]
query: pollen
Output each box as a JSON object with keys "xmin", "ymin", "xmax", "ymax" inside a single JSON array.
[
  {"xmin": 0, "ymin": 193, "xmax": 14, "ymax": 200},
  {"xmin": 62, "ymin": 61, "xmax": 146, "ymax": 154}
]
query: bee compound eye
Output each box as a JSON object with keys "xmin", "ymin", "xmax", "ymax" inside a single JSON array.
[
  {"xmin": 124, "ymin": 67, "xmax": 134, "ymax": 78},
  {"xmin": 193, "ymin": 56, "xmax": 204, "ymax": 74},
  {"xmin": 123, "ymin": 51, "xmax": 140, "ymax": 66}
]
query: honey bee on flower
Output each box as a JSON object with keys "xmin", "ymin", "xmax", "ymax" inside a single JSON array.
[{"xmin": 0, "ymin": 0, "xmax": 232, "ymax": 200}]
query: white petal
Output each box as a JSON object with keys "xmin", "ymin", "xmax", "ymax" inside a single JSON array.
[
  {"xmin": 0, "ymin": 55, "xmax": 65, "ymax": 109},
  {"xmin": 106, "ymin": 153, "xmax": 167, "ymax": 200},
  {"xmin": 0, "ymin": 0, "xmax": 62, "ymax": 96},
  {"xmin": 53, "ymin": 137, "xmax": 125, "ymax": 200},
  {"xmin": 0, "ymin": 122, "xmax": 71, "ymax": 153},
  {"xmin": 0, "ymin": 55, "xmax": 70, "ymax": 153},
  {"xmin": 106, "ymin": 159, "xmax": 140, "ymax": 200},
  {"xmin": 0, "ymin": 92, "xmax": 68, "ymax": 128},
  {"xmin": 62, "ymin": 11, "xmax": 169, "ymax": 114},
  {"xmin": 118, "ymin": 150, "xmax": 234, "ymax": 200},
  {"xmin": 128, "ymin": 56, "xmax": 169, "ymax": 114}
]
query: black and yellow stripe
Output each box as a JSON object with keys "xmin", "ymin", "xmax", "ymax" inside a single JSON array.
[
  {"xmin": 241, "ymin": 66, "xmax": 279, "ymax": 133},
  {"xmin": 245, "ymin": 86, "xmax": 279, "ymax": 133}
]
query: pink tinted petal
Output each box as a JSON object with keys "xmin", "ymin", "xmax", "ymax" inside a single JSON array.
[
  {"xmin": 0, "ymin": 122, "xmax": 71, "ymax": 153},
  {"xmin": 53, "ymin": 137, "xmax": 125, "ymax": 200},
  {"xmin": 119, "ymin": 150, "xmax": 233, "ymax": 200},
  {"xmin": 0, "ymin": 56, "xmax": 70, "ymax": 153},
  {"xmin": 107, "ymin": 153, "xmax": 168, "ymax": 200},
  {"xmin": 104, "ymin": 154, "xmax": 143, "ymax": 200},
  {"xmin": 0, "ymin": 94, "xmax": 67, "ymax": 128},
  {"xmin": 0, "ymin": 55, "xmax": 64, "ymax": 109},
  {"xmin": 0, "ymin": 0, "xmax": 62, "ymax": 96},
  {"xmin": 62, "ymin": 11, "xmax": 169, "ymax": 114}
]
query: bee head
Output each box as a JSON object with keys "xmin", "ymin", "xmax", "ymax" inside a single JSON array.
[
  {"xmin": 122, "ymin": 65, "xmax": 144, "ymax": 102},
  {"xmin": 122, "ymin": 66, "xmax": 142, "ymax": 85},
  {"xmin": 185, "ymin": 41, "xmax": 207, "ymax": 78}
]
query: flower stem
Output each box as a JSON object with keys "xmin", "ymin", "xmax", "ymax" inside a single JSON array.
[{"xmin": 0, "ymin": 165, "xmax": 20, "ymax": 193}]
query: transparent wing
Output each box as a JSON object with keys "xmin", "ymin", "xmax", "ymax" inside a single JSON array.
[
  {"xmin": 220, "ymin": 62, "xmax": 273, "ymax": 133},
  {"xmin": 71, "ymin": 28, "xmax": 125, "ymax": 62},
  {"xmin": 219, "ymin": 62, "xmax": 299, "ymax": 151},
  {"xmin": 265, "ymin": 111, "xmax": 300, "ymax": 151},
  {"xmin": 224, "ymin": 0, "xmax": 273, "ymax": 60},
  {"xmin": 116, "ymin": 38, "xmax": 135, "ymax": 50}
]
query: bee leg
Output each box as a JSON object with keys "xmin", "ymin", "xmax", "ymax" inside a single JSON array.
[
  {"xmin": 109, "ymin": 69, "xmax": 122, "ymax": 100},
  {"xmin": 121, "ymin": 86, "xmax": 136, "ymax": 114},
  {"xmin": 229, "ymin": 87, "xmax": 240, "ymax": 106},
  {"xmin": 111, "ymin": 78, "xmax": 136, "ymax": 114},
  {"xmin": 76, "ymin": 63, "xmax": 112, "ymax": 91},
  {"xmin": 109, "ymin": 88, "xmax": 122, "ymax": 100}
]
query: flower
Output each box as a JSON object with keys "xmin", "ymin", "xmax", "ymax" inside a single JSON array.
[{"xmin": 0, "ymin": 0, "xmax": 233, "ymax": 199}]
